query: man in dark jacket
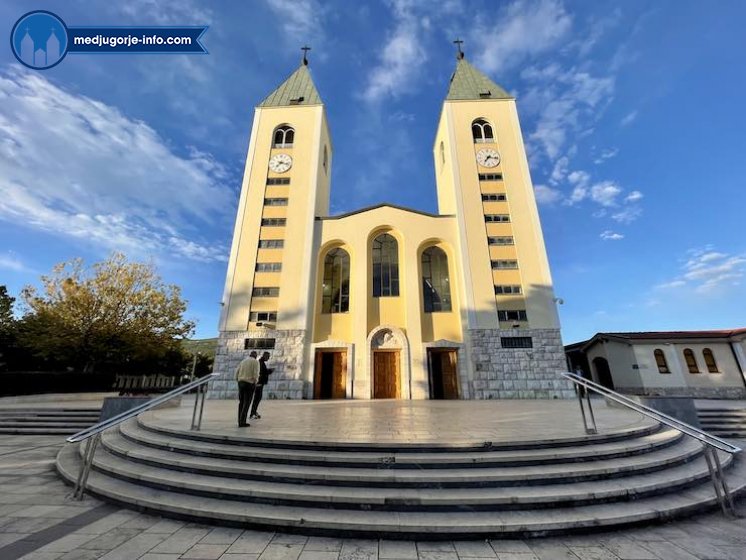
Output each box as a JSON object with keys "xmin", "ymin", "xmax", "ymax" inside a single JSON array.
[{"xmin": 250, "ymin": 351, "xmax": 273, "ymax": 420}]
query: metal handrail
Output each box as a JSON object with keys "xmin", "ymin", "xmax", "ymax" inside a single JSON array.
[
  {"xmin": 561, "ymin": 372, "xmax": 741, "ymax": 454},
  {"xmin": 562, "ymin": 371, "xmax": 741, "ymax": 516},
  {"xmin": 66, "ymin": 372, "xmax": 219, "ymax": 500},
  {"xmin": 67, "ymin": 372, "xmax": 219, "ymax": 443}
]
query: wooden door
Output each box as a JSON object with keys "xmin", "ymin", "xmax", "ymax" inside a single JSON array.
[
  {"xmin": 373, "ymin": 351, "xmax": 399, "ymax": 399},
  {"xmin": 314, "ymin": 350, "xmax": 347, "ymax": 399},
  {"xmin": 441, "ymin": 350, "xmax": 459, "ymax": 399},
  {"xmin": 332, "ymin": 352, "xmax": 347, "ymax": 399}
]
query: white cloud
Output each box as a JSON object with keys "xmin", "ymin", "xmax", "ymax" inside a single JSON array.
[
  {"xmin": 549, "ymin": 156, "xmax": 569, "ymax": 185},
  {"xmin": 590, "ymin": 181, "xmax": 622, "ymax": 207},
  {"xmin": 600, "ymin": 230, "xmax": 624, "ymax": 241},
  {"xmin": 534, "ymin": 184, "xmax": 561, "ymax": 205},
  {"xmin": 656, "ymin": 248, "xmax": 746, "ymax": 294},
  {"xmin": 621, "ymin": 110, "xmax": 638, "ymax": 126},
  {"xmin": 593, "ymin": 147, "xmax": 619, "ymax": 164},
  {"xmin": 265, "ymin": 0, "xmax": 325, "ymax": 42},
  {"xmin": 0, "ymin": 253, "xmax": 30, "ymax": 272},
  {"xmin": 624, "ymin": 190, "xmax": 643, "ymax": 203},
  {"xmin": 0, "ymin": 67, "xmax": 231, "ymax": 263},
  {"xmin": 471, "ymin": 0, "xmax": 572, "ymax": 75},
  {"xmin": 611, "ymin": 206, "xmax": 642, "ymax": 224}
]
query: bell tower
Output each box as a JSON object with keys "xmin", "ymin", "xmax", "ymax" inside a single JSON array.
[
  {"xmin": 433, "ymin": 45, "xmax": 566, "ymax": 398},
  {"xmin": 210, "ymin": 51, "xmax": 332, "ymax": 399}
]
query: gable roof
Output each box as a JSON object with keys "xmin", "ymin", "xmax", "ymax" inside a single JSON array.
[
  {"xmin": 317, "ymin": 203, "xmax": 453, "ymax": 221},
  {"xmin": 258, "ymin": 64, "xmax": 322, "ymax": 108},
  {"xmin": 446, "ymin": 58, "xmax": 512, "ymax": 101},
  {"xmin": 576, "ymin": 328, "xmax": 746, "ymax": 352}
]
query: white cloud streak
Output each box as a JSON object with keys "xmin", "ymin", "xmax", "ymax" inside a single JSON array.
[
  {"xmin": 656, "ymin": 248, "xmax": 746, "ymax": 294},
  {"xmin": 600, "ymin": 230, "xmax": 624, "ymax": 241},
  {"xmin": 0, "ymin": 67, "xmax": 231, "ymax": 263}
]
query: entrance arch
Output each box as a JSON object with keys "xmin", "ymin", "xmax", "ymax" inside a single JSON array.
[
  {"xmin": 592, "ymin": 357, "xmax": 614, "ymax": 390},
  {"xmin": 367, "ymin": 325, "xmax": 410, "ymax": 399}
]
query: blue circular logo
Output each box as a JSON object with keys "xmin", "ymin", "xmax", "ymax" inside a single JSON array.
[{"xmin": 10, "ymin": 10, "xmax": 68, "ymax": 70}]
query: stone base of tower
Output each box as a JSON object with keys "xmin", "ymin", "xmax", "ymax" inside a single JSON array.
[
  {"xmin": 208, "ymin": 329, "xmax": 307, "ymax": 400},
  {"xmin": 467, "ymin": 328, "xmax": 574, "ymax": 399}
]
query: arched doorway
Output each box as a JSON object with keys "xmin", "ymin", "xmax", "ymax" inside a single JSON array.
[
  {"xmin": 592, "ymin": 357, "xmax": 614, "ymax": 390},
  {"xmin": 367, "ymin": 325, "xmax": 410, "ymax": 399}
]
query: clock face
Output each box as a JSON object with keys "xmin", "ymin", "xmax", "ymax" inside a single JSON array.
[
  {"xmin": 476, "ymin": 148, "xmax": 500, "ymax": 168},
  {"xmin": 269, "ymin": 153, "xmax": 292, "ymax": 173}
]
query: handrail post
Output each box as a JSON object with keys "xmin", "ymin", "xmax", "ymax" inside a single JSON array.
[
  {"xmin": 190, "ymin": 384, "xmax": 201, "ymax": 430},
  {"xmin": 703, "ymin": 444, "xmax": 738, "ymax": 517},
  {"xmin": 575, "ymin": 384, "xmax": 597, "ymax": 435},
  {"xmin": 191, "ymin": 382, "xmax": 208, "ymax": 431},
  {"xmin": 584, "ymin": 387, "xmax": 598, "ymax": 434},
  {"xmin": 72, "ymin": 432, "xmax": 100, "ymax": 500}
]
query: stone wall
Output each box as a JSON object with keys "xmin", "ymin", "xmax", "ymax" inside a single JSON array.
[
  {"xmin": 208, "ymin": 329, "xmax": 307, "ymax": 399},
  {"xmin": 468, "ymin": 328, "xmax": 574, "ymax": 399},
  {"xmin": 617, "ymin": 386, "xmax": 746, "ymax": 399}
]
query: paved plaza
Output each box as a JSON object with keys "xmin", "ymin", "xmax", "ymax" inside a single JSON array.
[{"xmin": 1, "ymin": 396, "xmax": 746, "ymax": 559}]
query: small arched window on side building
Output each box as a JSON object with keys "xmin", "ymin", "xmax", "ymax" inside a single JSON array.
[
  {"xmin": 702, "ymin": 348, "xmax": 719, "ymax": 373},
  {"xmin": 654, "ymin": 349, "xmax": 670, "ymax": 373},
  {"xmin": 273, "ymin": 125, "xmax": 295, "ymax": 148},
  {"xmin": 422, "ymin": 246, "xmax": 452, "ymax": 313},
  {"xmin": 683, "ymin": 348, "xmax": 700, "ymax": 373},
  {"xmin": 472, "ymin": 118, "xmax": 494, "ymax": 143}
]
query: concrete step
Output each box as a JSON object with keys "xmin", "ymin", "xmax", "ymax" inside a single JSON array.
[
  {"xmin": 0, "ymin": 427, "xmax": 82, "ymax": 435},
  {"xmin": 86, "ymin": 442, "xmax": 729, "ymax": 511},
  {"xmin": 138, "ymin": 416, "xmax": 661, "ymax": 453},
  {"xmin": 99, "ymin": 428, "xmax": 705, "ymax": 488},
  {"xmin": 0, "ymin": 408, "xmax": 101, "ymax": 415},
  {"xmin": 56, "ymin": 444, "xmax": 746, "ymax": 538},
  {"xmin": 120, "ymin": 420, "xmax": 683, "ymax": 468},
  {"xmin": 0, "ymin": 421, "xmax": 96, "ymax": 429}
]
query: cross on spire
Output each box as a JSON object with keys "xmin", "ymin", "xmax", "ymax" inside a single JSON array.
[
  {"xmin": 301, "ymin": 45, "xmax": 311, "ymax": 65},
  {"xmin": 453, "ymin": 38, "xmax": 464, "ymax": 59}
]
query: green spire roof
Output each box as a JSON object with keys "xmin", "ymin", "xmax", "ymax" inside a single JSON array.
[
  {"xmin": 446, "ymin": 58, "xmax": 512, "ymax": 101},
  {"xmin": 258, "ymin": 64, "xmax": 322, "ymax": 107}
]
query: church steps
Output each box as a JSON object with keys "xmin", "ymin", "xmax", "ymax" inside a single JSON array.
[
  {"xmin": 98, "ymin": 428, "xmax": 705, "ymax": 488},
  {"xmin": 82, "ymin": 442, "xmax": 730, "ymax": 511},
  {"xmin": 137, "ymin": 416, "xmax": 661, "ymax": 453},
  {"xmin": 55, "ymin": 444, "xmax": 746, "ymax": 538},
  {"xmin": 119, "ymin": 420, "xmax": 683, "ymax": 468},
  {"xmin": 0, "ymin": 407, "xmax": 101, "ymax": 435}
]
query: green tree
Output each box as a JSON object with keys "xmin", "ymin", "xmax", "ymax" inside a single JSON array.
[
  {"xmin": 20, "ymin": 253, "xmax": 195, "ymax": 373},
  {"xmin": 0, "ymin": 285, "xmax": 17, "ymax": 371}
]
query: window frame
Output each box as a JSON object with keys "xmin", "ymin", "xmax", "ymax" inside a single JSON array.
[
  {"xmin": 251, "ymin": 287, "xmax": 279, "ymax": 297},
  {"xmin": 471, "ymin": 118, "xmax": 495, "ymax": 143},
  {"xmin": 491, "ymin": 260, "xmax": 519, "ymax": 269},
  {"xmin": 488, "ymin": 236, "xmax": 514, "ymax": 245},
  {"xmin": 372, "ymin": 233, "xmax": 400, "ymax": 298},
  {"xmin": 249, "ymin": 311, "xmax": 277, "ymax": 322},
  {"xmin": 321, "ymin": 248, "xmax": 350, "ymax": 314},
  {"xmin": 654, "ymin": 349, "xmax": 670, "ymax": 374},
  {"xmin": 484, "ymin": 214, "xmax": 510, "ymax": 223},
  {"xmin": 258, "ymin": 239, "xmax": 284, "ymax": 249},
  {"xmin": 683, "ymin": 348, "xmax": 700, "ymax": 373},
  {"xmin": 494, "ymin": 285, "xmax": 522, "ymax": 295},
  {"xmin": 702, "ymin": 348, "xmax": 719, "ymax": 373},
  {"xmin": 261, "ymin": 218, "xmax": 287, "ymax": 227},
  {"xmin": 497, "ymin": 310, "xmax": 528, "ymax": 322},
  {"xmin": 421, "ymin": 246, "xmax": 452, "ymax": 313},
  {"xmin": 272, "ymin": 125, "xmax": 295, "ymax": 148}
]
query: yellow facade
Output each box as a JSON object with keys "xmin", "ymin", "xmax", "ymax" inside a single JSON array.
[{"xmin": 211, "ymin": 56, "xmax": 570, "ymax": 401}]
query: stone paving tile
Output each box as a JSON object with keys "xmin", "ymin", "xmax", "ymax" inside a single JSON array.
[
  {"xmin": 72, "ymin": 511, "xmax": 139, "ymax": 535},
  {"xmin": 488, "ymin": 541, "xmax": 533, "ymax": 554},
  {"xmin": 225, "ymin": 531, "xmax": 274, "ymax": 554},
  {"xmin": 181, "ymin": 543, "xmax": 231, "ymax": 559},
  {"xmin": 219, "ymin": 555, "xmax": 260, "ymax": 560},
  {"xmin": 416, "ymin": 551, "xmax": 459, "ymax": 560},
  {"xmin": 273, "ymin": 534, "xmax": 310, "ymax": 545},
  {"xmin": 717, "ymin": 547, "xmax": 746, "ymax": 560},
  {"xmin": 143, "ymin": 520, "xmax": 187, "ymax": 535},
  {"xmin": 494, "ymin": 553, "xmax": 538, "ymax": 560},
  {"xmin": 596, "ymin": 536, "xmax": 656, "ymax": 560},
  {"xmin": 79, "ymin": 527, "xmax": 142, "ymax": 550},
  {"xmin": 568, "ymin": 547, "xmax": 618, "ymax": 560},
  {"xmin": 452, "ymin": 541, "xmax": 496, "ymax": 558},
  {"xmin": 638, "ymin": 541, "xmax": 701, "ymax": 560},
  {"xmin": 138, "ymin": 555, "xmax": 182, "ymax": 560},
  {"xmin": 120, "ymin": 514, "xmax": 161, "ymax": 530},
  {"xmin": 259, "ymin": 543, "xmax": 305, "ymax": 560},
  {"xmin": 339, "ymin": 540, "xmax": 378, "ymax": 560},
  {"xmin": 58, "ymin": 550, "xmax": 107, "ymax": 560},
  {"xmin": 298, "ymin": 550, "xmax": 341, "ymax": 560},
  {"xmin": 379, "ymin": 540, "xmax": 417, "ymax": 559},
  {"xmin": 94, "ymin": 533, "xmax": 167, "ymax": 560},
  {"xmin": 305, "ymin": 537, "xmax": 344, "ymax": 552},
  {"xmin": 199, "ymin": 528, "xmax": 243, "ymax": 545},
  {"xmin": 149, "ymin": 527, "xmax": 211, "ymax": 555},
  {"xmin": 0, "ymin": 531, "xmax": 30, "ymax": 547},
  {"xmin": 36, "ymin": 532, "xmax": 98, "ymax": 553},
  {"xmin": 17, "ymin": 552, "xmax": 64, "ymax": 560},
  {"xmin": 416, "ymin": 542, "xmax": 456, "ymax": 552},
  {"xmin": 526, "ymin": 541, "xmax": 580, "ymax": 560}
]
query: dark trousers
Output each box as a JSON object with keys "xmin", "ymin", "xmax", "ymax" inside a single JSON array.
[
  {"xmin": 250, "ymin": 384, "xmax": 264, "ymax": 416},
  {"xmin": 237, "ymin": 381, "xmax": 256, "ymax": 426}
]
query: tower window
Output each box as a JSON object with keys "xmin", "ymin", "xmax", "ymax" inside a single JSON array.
[
  {"xmin": 494, "ymin": 285, "xmax": 522, "ymax": 294},
  {"xmin": 485, "ymin": 214, "xmax": 510, "ymax": 223},
  {"xmin": 481, "ymin": 194, "xmax": 507, "ymax": 202},
  {"xmin": 256, "ymin": 262, "xmax": 282, "ymax": 272},
  {"xmin": 266, "ymin": 178, "xmax": 290, "ymax": 185},
  {"xmin": 479, "ymin": 173, "xmax": 503, "ymax": 181},
  {"xmin": 654, "ymin": 349, "xmax": 670, "ymax": 373},
  {"xmin": 492, "ymin": 260, "xmax": 518, "ymax": 269},
  {"xmin": 472, "ymin": 118, "xmax": 494, "ymax": 143},
  {"xmin": 372, "ymin": 233, "xmax": 399, "ymax": 297},
  {"xmin": 703, "ymin": 348, "xmax": 719, "ymax": 373},
  {"xmin": 488, "ymin": 236, "xmax": 514, "ymax": 245},
  {"xmin": 322, "ymin": 248, "xmax": 350, "ymax": 314},
  {"xmin": 261, "ymin": 218, "xmax": 286, "ymax": 227},
  {"xmin": 252, "ymin": 287, "xmax": 279, "ymax": 297},
  {"xmin": 422, "ymin": 246, "xmax": 452, "ymax": 313},
  {"xmin": 273, "ymin": 125, "xmax": 294, "ymax": 148},
  {"xmin": 683, "ymin": 348, "xmax": 700, "ymax": 373},
  {"xmin": 264, "ymin": 198, "xmax": 288, "ymax": 206},
  {"xmin": 249, "ymin": 311, "xmax": 277, "ymax": 322},
  {"xmin": 258, "ymin": 239, "xmax": 284, "ymax": 249},
  {"xmin": 498, "ymin": 310, "xmax": 527, "ymax": 322}
]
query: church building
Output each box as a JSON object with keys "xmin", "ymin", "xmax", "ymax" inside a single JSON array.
[{"xmin": 209, "ymin": 49, "xmax": 572, "ymax": 400}]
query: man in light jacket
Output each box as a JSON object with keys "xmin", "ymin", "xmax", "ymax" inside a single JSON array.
[{"xmin": 235, "ymin": 351, "xmax": 260, "ymax": 427}]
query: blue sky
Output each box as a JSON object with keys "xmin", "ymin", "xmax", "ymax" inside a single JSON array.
[{"xmin": 1, "ymin": 0, "xmax": 745, "ymax": 344}]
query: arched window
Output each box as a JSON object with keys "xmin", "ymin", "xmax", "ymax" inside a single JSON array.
[
  {"xmin": 703, "ymin": 348, "xmax": 719, "ymax": 373},
  {"xmin": 471, "ymin": 118, "xmax": 494, "ymax": 143},
  {"xmin": 322, "ymin": 248, "xmax": 349, "ymax": 313},
  {"xmin": 273, "ymin": 125, "xmax": 294, "ymax": 148},
  {"xmin": 422, "ymin": 246, "xmax": 452, "ymax": 312},
  {"xmin": 372, "ymin": 233, "xmax": 399, "ymax": 297},
  {"xmin": 654, "ymin": 349, "xmax": 670, "ymax": 373},
  {"xmin": 683, "ymin": 348, "xmax": 700, "ymax": 373}
]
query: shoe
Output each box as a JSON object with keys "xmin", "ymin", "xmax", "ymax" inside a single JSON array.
[
  {"xmin": 250, "ymin": 414, "xmax": 261, "ymax": 420},
  {"xmin": 238, "ymin": 423, "xmax": 250, "ymax": 427}
]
